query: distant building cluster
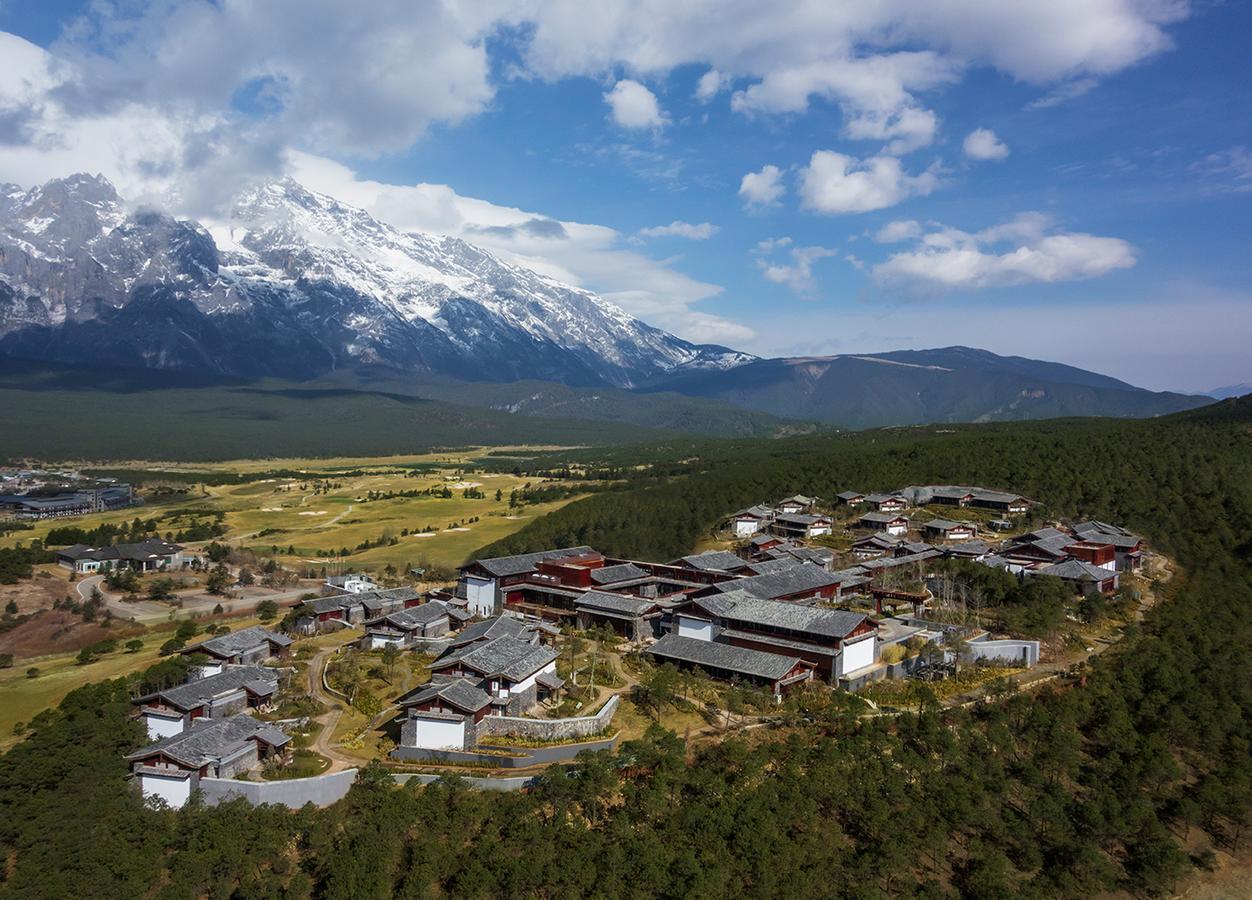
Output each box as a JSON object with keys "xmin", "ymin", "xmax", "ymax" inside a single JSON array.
[{"xmin": 0, "ymin": 468, "xmax": 139, "ymax": 520}]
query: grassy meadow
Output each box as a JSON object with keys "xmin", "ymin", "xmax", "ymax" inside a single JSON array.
[{"xmin": 2, "ymin": 448, "xmax": 591, "ymax": 574}]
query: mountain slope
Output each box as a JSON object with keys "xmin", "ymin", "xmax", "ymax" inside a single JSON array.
[
  {"xmin": 640, "ymin": 347, "xmax": 1211, "ymax": 428},
  {"xmin": 0, "ymin": 174, "xmax": 751, "ymax": 387}
]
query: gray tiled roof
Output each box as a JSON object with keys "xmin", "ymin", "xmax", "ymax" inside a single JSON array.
[
  {"xmin": 647, "ymin": 634, "xmax": 801, "ymax": 681},
  {"xmin": 772, "ymin": 513, "xmax": 830, "ymax": 526},
  {"xmin": 575, "ymin": 590, "xmax": 658, "ymax": 617},
  {"xmin": 769, "ymin": 546, "xmax": 835, "ymax": 566},
  {"xmin": 182, "ymin": 626, "xmax": 291, "ymax": 659},
  {"xmin": 464, "ymin": 546, "xmax": 596, "ymax": 577},
  {"xmin": 590, "ymin": 562, "xmax": 651, "ymax": 584},
  {"xmin": 836, "ymin": 490, "xmax": 865, "ymax": 500},
  {"xmin": 712, "ymin": 564, "xmax": 842, "ymax": 600},
  {"xmin": 676, "ymin": 551, "xmax": 749, "ymax": 573},
  {"xmin": 373, "ymin": 602, "xmax": 452, "ymax": 630},
  {"xmin": 1072, "ymin": 521, "xmax": 1142, "ymax": 548},
  {"xmin": 865, "ymin": 493, "xmax": 906, "ymax": 505},
  {"xmin": 1034, "ymin": 559, "xmax": 1116, "ymax": 582},
  {"xmin": 398, "ymin": 677, "xmax": 492, "ymax": 713},
  {"xmin": 125, "ymin": 714, "xmax": 289, "ymax": 767},
  {"xmin": 447, "ymin": 615, "xmax": 532, "ymax": 648},
  {"xmin": 431, "ymin": 636, "xmax": 558, "ymax": 682},
  {"xmin": 732, "ymin": 504, "xmax": 776, "ymax": 519},
  {"xmin": 859, "ymin": 511, "xmax": 908, "ymax": 525},
  {"xmin": 924, "ymin": 518, "xmax": 972, "ymax": 531},
  {"xmin": 695, "ymin": 590, "xmax": 868, "ymax": 639},
  {"xmin": 747, "ymin": 557, "xmax": 806, "ymax": 575},
  {"xmin": 944, "ymin": 540, "xmax": 992, "ymax": 558},
  {"xmin": 136, "ymin": 666, "xmax": 278, "ymax": 711}
]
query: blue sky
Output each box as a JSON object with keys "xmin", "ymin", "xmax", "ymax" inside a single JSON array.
[{"xmin": 0, "ymin": 1, "xmax": 1248, "ymax": 391}]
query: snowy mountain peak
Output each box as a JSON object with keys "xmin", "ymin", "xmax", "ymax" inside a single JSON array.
[{"xmin": 0, "ymin": 173, "xmax": 753, "ymax": 386}]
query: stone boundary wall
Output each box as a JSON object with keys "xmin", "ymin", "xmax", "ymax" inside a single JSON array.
[
  {"xmin": 476, "ymin": 695, "xmax": 619, "ymax": 741},
  {"xmin": 199, "ymin": 769, "xmax": 358, "ymax": 809},
  {"xmin": 391, "ymin": 733, "xmax": 619, "ymax": 768},
  {"xmin": 393, "ymin": 773, "xmax": 537, "ymax": 792},
  {"xmin": 966, "ymin": 637, "xmax": 1040, "ymax": 667}
]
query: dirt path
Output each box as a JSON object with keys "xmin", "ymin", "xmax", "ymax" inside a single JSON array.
[{"xmin": 305, "ymin": 635, "xmax": 366, "ymax": 773}]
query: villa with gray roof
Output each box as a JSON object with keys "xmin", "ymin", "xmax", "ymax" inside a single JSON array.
[
  {"xmin": 677, "ymin": 590, "xmax": 877, "ymax": 682},
  {"xmin": 127, "ymin": 714, "xmax": 291, "ymax": 808},
  {"xmin": 646, "ymin": 633, "xmax": 814, "ymax": 697},
  {"xmin": 923, "ymin": 518, "xmax": 978, "ymax": 541},
  {"xmin": 858, "ymin": 511, "xmax": 910, "ymax": 535},
  {"xmin": 770, "ymin": 512, "xmax": 833, "ymax": 539},
  {"xmin": 458, "ymin": 545, "xmax": 597, "ymax": 616},
  {"xmin": 428, "ymin": 621, "xmax": 562, "ymax": 716},
  {"xmin": 133, "ymin": 666, "xmax": 280, "ymax": 740},
  {"xmin": 179, "ymin": 626, "xmax": 292, "ymax": 669},
  {"xmin": 360, "ymin": 600, "xmax": 470, "ymax": 650},
  {"xmin": 55, "ymin": 538, "xmax": 184, "ymax": 574}
]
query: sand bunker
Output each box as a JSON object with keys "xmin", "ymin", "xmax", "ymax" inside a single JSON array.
[{"xmin": 298, "ymin": 511, "xmax": 328, "ymax": 516}]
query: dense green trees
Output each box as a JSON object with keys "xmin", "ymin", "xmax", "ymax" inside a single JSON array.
[{"xmin": 1, "ymin": 398, "xmax": 1251, "ymax": 897}]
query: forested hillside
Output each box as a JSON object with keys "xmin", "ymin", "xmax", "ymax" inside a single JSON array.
[{"xmin": 1, "ymin": 399, "xmax": 1251, "ymax": 898}]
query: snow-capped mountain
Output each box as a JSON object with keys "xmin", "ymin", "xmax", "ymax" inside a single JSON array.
[{"xmin": 0, "ymin": 174, "xmax": 752, "ymax": 385}]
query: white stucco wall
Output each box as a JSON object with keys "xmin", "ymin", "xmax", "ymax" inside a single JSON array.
[
  {"xmin": 143, "ymin": 713, "xmax": 185, "ymax": 741},
  {"xmin": 509, "ymin": 660, "xmax": 558, "ymax": 696},
  {"xmin": 808, "ymin": 525, "xmax": 832, "ymax": 536},
  {"xmin": 464, "ymin": 576, "xmax": 497, "ymax": 617},
  {"xmin": 139, "ymin": 772, "xmax": 193, "ymax": 809},
  {"xmin": 734, "ymin": 519, "xmax": 759, "ymax": 536},
  {"xmin": 841, "ymin": 636, "xmax": 875, "ymax": 675},
  {"xmin": 886, "ymin": 523, "xmax": 907, "ymax": 536},
  {"xmin": 677, "ymin": 615, "xmax": 714, "ymax": 642},
  {"xmin": 410, "ymin": 715, "xmax": 466, "ymax": 750}
]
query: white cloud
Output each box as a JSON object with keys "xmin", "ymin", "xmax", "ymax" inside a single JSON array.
[
  {"xmin": 798, "ymin": 151, "xmax": 939, "ymax": 214},
  {"xmin": 603, "ymin": 79, "xmax": 666, "ymax": 129},
  {"xmin": 754, "ymin": 241, "xmax": 837, "ymax": 296},
  {"xmin": 518, "ymin": 1, "xmax": 1184, "ymax": 155},
  {"xmin": 1191, "ymin": 146, "xmax": 1252, "ymax": 194},
  {"xmin": 638, "ymin": 220, "xmax": 720, "ymax": 240},
  {"xmin": 844, "ymin": 106, "xmax": 939, "ymax": 155},
  {"xmin": 963, "ymin": 128, "xmax": 1009, "ymax": 161},
  {"xmin": 739, "ymin": 164, "xmax": 786, "ymax": 208},
  {"xmin": 874, "ymin": 219, "xmax": 923, "ymax": 243},
  {"xmin": 694, "ymin": 68, "xmax": 729, "ymax": 101},
  {"xmin": 873, "ymin": 212, "xmax": 1136, "ymax": 290},
  {"xmin": 1025, "ymin": 77, "xmax": 1099, "ymax": 110}
]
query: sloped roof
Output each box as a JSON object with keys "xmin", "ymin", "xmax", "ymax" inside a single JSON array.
[
  {"xmin": 694, "ymin": 590, "xmax": 867, "ymax": 639},
  {"xmin": 676, "ymin": 550, "xmax": 749, "ymax": 573},
  {"xmin": 398, "ymin": 677, "xmax": 491, "ymax": 713},
  {"xmin": 125, "ymin": 714, "xmax": 289, "ymax": 767},
  {"xmin": 135, "ymin": 666, "xmax": 278, "ymax": 711},
  {"xmin": 836, "ymin": 490, "xmax": 865, "ymax": 500},
  {"xmin": 376, "ymin": 603, "xmax": 452, "ymax": 630},
  {"xmin": 647, "ymin": 634, "xmax": 801, "ymax": 681},
  {"xmin": 590, "ymin": 562, "xmax": 650, "ymax": 584},
  {"xmin": 1035, "ymin": 559, "xmax": 1116, "ymax": 582},
  {"xmin": 446, "ymin": 615, "xmax": 532, "ymax": 648},
  {"xmin": 431, "ymin": 636, "xmax": 558, "ymax": 682},
  {"xmin": 860, "ymin": 511, "xmax": 908, "ymax": 524},
  {"xmin": 575, "ymin": 589, "xmax": 658, "ymax": 617},
  {"xmin": 182, "ymin": 626, "xmax": 291, "ymax": 659},
  {"xmin": 463, "ymin": 546, "xmax": 596, "ymax": 577},
  {"xmin": 710, "ymin": 564, "xmax": 842, "ymax": 600}
]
